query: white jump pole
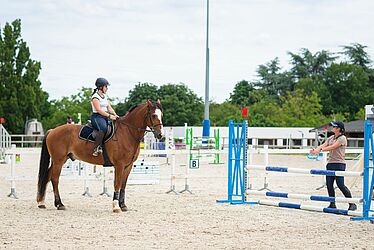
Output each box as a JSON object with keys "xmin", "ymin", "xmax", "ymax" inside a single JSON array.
[
  {"xmin": 165, "ymin": 128, "xmax": 178, "ymax": 194},
  {"xmin": 99, "ymin": 167, "xmax": 110, "ymax": 197},
  {"xmin": 7, "ymin": 152, "xmax": 18, "ymax": 199},
  {"xmin": 166, "ymin": 153, "xmax": 178, "ymax": 194},
  {"xmin": 258, "ymin": 145, "xmax": 271, "ymax": 191},
  {"xmin": 82, "ymin": 162, "xmax": 92, "ymax": 197},
  {"xmin": 180, "ymin": 123, "xmax": 192, "ymax": 194}
]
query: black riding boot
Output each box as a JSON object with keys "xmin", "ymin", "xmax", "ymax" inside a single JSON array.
[
  {"xmin": 327, "ymin": 202, "xmax": 336, "ymax": 209},
  {"xmin": 93, "ymin": 131, "xmax": 105, "ymax": 156},
  {"xmin": 348, "ymin": 203, "xmax": 357, "ymax": 211}
]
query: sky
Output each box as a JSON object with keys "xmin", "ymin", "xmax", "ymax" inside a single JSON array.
[{"xmin": 1, "ymin": 0, "xmax": 374, "ymax": 104}]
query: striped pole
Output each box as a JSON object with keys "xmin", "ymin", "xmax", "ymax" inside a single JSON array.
[
  {"xmin": 247, "ymin": 190, "xmax": 362, "ymax": 203},
  {"xmin": 247, "ymin": 165, "xmax": 363, "ymax": 177},
  {"xmin": 258, "ymin": 200, "xmax": 372, "ymax": 217}
]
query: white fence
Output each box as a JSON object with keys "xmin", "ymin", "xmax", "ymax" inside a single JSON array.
[{"xmin": 0, "ymin": 124, "xmax": 11, "ymax": 162}]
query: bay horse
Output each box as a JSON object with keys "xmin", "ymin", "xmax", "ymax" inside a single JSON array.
[{"xmin": 37, "ymin": 100, "xmax": 164, "ymax": 212}]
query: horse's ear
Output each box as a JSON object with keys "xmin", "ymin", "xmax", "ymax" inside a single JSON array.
[
  {"xmin": 157, "ymin": 99, "xmax": 161, "ymax": 105},
  {"xmin": 146, "ymin": 99, "xmax": 153, "ymax": 106}
]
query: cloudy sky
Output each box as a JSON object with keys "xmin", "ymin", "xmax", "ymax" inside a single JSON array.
[{"xmin": 1, "ymin": 0, "xmax": 373, "ymax": 103}]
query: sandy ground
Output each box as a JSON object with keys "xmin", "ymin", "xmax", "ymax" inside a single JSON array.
[{"xmin": 0, "ymin": 148, "xmax": 373, "ymax": 250}]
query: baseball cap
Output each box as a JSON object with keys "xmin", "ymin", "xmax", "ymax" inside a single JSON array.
[{"xmin": 330, "ymin": 121, "xmax": 345, "ymax": 131}]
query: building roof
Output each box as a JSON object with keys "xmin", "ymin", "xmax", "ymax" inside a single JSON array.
[{"xmin": 309, "ymin": 120, "xmax": 365, "ymax": 133}]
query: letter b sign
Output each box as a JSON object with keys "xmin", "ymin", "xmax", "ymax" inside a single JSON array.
[{"xmin": 189, "ymin": 159, "xmax": 199, "ymax": 169}]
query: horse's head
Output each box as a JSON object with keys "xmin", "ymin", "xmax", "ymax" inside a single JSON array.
[{"xmin": 145, "ymin": 99, "xmax": 164, "ymax": 140}]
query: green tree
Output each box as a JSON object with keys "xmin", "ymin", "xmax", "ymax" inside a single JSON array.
[
  {"xmin": 341, "ymin": 43, "xmax": 372, "ymax": 70},
  {"xmin": 115, "ymin": 82, "xmax": 158, "ymax": 115},
  {"xmin": 0, "ymin": 19, "xmax": 49, "ymax": 133},
  {"xmin": 228, "ymin": 80, "xmax": 254, "ymax": 106},
  {"xmin": 255, "ymin": 58, "xmax": 293, "ymax": 98},
  {"xmin": 247, "ymin": 98, "xmax": 282, "ymax": 127},
  {"xmin": 158, "ymin": 83, "xmax": 203, "ymax": 126},
  {"xmin": 210, "ymin": 102, "xmax": 242, "ymax": 126},
  {"xmin": 279, "ymin": 89, "xmax": 327, "ymax": 127},
  {"xmin": 323, "ymin": 63, "xmax": 371, "ymax": 119},
  {"xmin": 288, "ymin": 48, "xmax": 336, "ymax": 79},
  {"xmin": 42, "ymin": 87, "xmax": 92, "ymax": 130}
]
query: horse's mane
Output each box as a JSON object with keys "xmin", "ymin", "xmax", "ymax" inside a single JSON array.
[
  {"xmin": 121, "ymin": 101, "xmax": 163, "ymax": 120},
  {"xmin": 127, "ymin": 105, "xmax": 139, "ymax": 113},
  {"xmin": 127, "ymin": 101, "xmax": 163, "ymax": 114}
]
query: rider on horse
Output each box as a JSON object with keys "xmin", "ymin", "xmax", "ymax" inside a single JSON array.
[{"xmin": 90, "ymin": 77, "xmax": 119, "ymax": 156}]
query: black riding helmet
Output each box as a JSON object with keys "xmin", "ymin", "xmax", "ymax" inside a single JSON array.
[{"xmin": 95, "ymin": 78, "xmax": 110, "ymax": 88}]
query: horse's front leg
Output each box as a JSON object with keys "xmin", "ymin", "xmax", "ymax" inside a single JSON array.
[
  {"xmin": 112, "ymin": 166, "xmax": 123, "ymax": 213},
  {"xmin": 119, "ymin": 165, "xmax": 133, "ymax": 212}
]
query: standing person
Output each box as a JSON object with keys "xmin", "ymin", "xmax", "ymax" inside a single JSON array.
[
  {"xmin": 90, "ymin": 77, "xmax": 119, "ymax": 156},
  {"xmin": 66, "ymin": 116, "xmax": 74, "ymax": 124},
  {"xmin": 310, "ymin": 121, "xmax": 357, "ymax": 211}
]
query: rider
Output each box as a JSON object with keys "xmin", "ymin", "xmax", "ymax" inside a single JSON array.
[{"xmin": 90, "ymin": 77, "xmax": 118, "ymax": 156}]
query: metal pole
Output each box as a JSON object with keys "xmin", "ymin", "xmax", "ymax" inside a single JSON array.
[{"xmin": 202, "ymin": 0, "xmax": 210, "ymax": 138}]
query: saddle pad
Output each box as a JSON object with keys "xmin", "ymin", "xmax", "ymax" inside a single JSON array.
[
  {"xmin": 79, "ymin": 126, "xmax": 96, "ymax": 142},
  {"xmin": 78, "ymin": 124, "xmax": 115, "ymax": 143}
]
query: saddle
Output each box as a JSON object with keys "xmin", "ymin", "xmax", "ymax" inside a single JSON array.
[
  {"xmin": 78, "ymin": 120, "xmax": 115, "ymax": 143},
  {"xmin": 78, "ymin": 120, "xmax": 115, "ymax": 167}
]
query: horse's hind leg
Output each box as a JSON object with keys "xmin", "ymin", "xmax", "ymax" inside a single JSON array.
[{"xmin": 50, "ymin": 158, "xmax": 66, "ymax": 210}]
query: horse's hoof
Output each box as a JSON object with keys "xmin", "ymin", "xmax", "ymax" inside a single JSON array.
[
  {"xmin": 113, "ymin": 208, "xmax": 122, "ymax": 213},
  {"xmin": 112, "ymin": 201, "xmax": 121, "ymax": 213},
  {"xmin": 38, "ymin": 204, "xmax": 46, "ymax": 209},
  {"xmin": 121, "ymin": 205, "xmax": 128, "ymax": 212},
  {"xmin": 57, "ymin": 205, "xmax": 66, "ymax": 210}
]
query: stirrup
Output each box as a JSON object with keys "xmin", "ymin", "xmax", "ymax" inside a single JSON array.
[{"xmin": 93, "ymin": 146, "xmax": 103, "ymax": 157}]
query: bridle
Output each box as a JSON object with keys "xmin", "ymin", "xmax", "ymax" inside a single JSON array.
[
  {"xmin": 115, "ymin": 104, "xmax": 163, "ymax": 143},
  {"xmin": 144, "ymin": 106, "xmax": 163, "ymax": 138}
]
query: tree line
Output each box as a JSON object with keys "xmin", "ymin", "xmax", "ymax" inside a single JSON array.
[{"xmin": 1, "ymin": 19, "xmax": 374, "ymax": 134}]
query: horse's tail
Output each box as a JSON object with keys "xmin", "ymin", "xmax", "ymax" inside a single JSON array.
[{"xmin": 37, "ymin": 131, "xmax": 51, "ymax": 202}]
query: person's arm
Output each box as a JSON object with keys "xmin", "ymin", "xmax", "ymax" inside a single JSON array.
[
  {"xmin": 320, "ymin": 140, "xmax": 343, "ymax": 152},
  {"xmin": 310, "ymin": 140, "xmax": 329, "ymax": 155},
  {"xmin": 107, "ymin": 101, "xmax": 118, "ymax": 117},
  {"xmin": 92, "ymin": 99, "xmax": 113, "ymax": 119}
]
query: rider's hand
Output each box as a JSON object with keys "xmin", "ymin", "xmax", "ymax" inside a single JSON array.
[
  {"xmin": 309, "ymin": 148, "xmax": 317, "ymax": 155},
  {"xmin": 109, "ymin": 114, "xmax": 117, "ymax": 121}
]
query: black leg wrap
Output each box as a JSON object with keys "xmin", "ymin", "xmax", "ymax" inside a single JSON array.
[
  {"xmin": 119, "ymin": 189, "xmax": 125, "ymax": 207},
  {"xmin": 113, "ymin": 191, "xmax": 119, "ymax": 201},
  {"xmin": 54, "ymin": 196, "xmax": 65, "ymax": 210},
  {"xmin": 54, "ymin": 196, "xmax": 61, "ymax": 207}
]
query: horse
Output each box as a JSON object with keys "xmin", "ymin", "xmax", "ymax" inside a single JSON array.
[{"xmin": 37, "ymin": 99, "xmax": 164, "ymax": 212}]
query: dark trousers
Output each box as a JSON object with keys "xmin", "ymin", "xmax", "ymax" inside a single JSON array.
[
  {"xmin": 91, "ymin": 113, "xmax": 108, "ymax": 133},
  {"xmin": 326, "ymin": 163, "xmax": 352, "ymax": 198}
]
